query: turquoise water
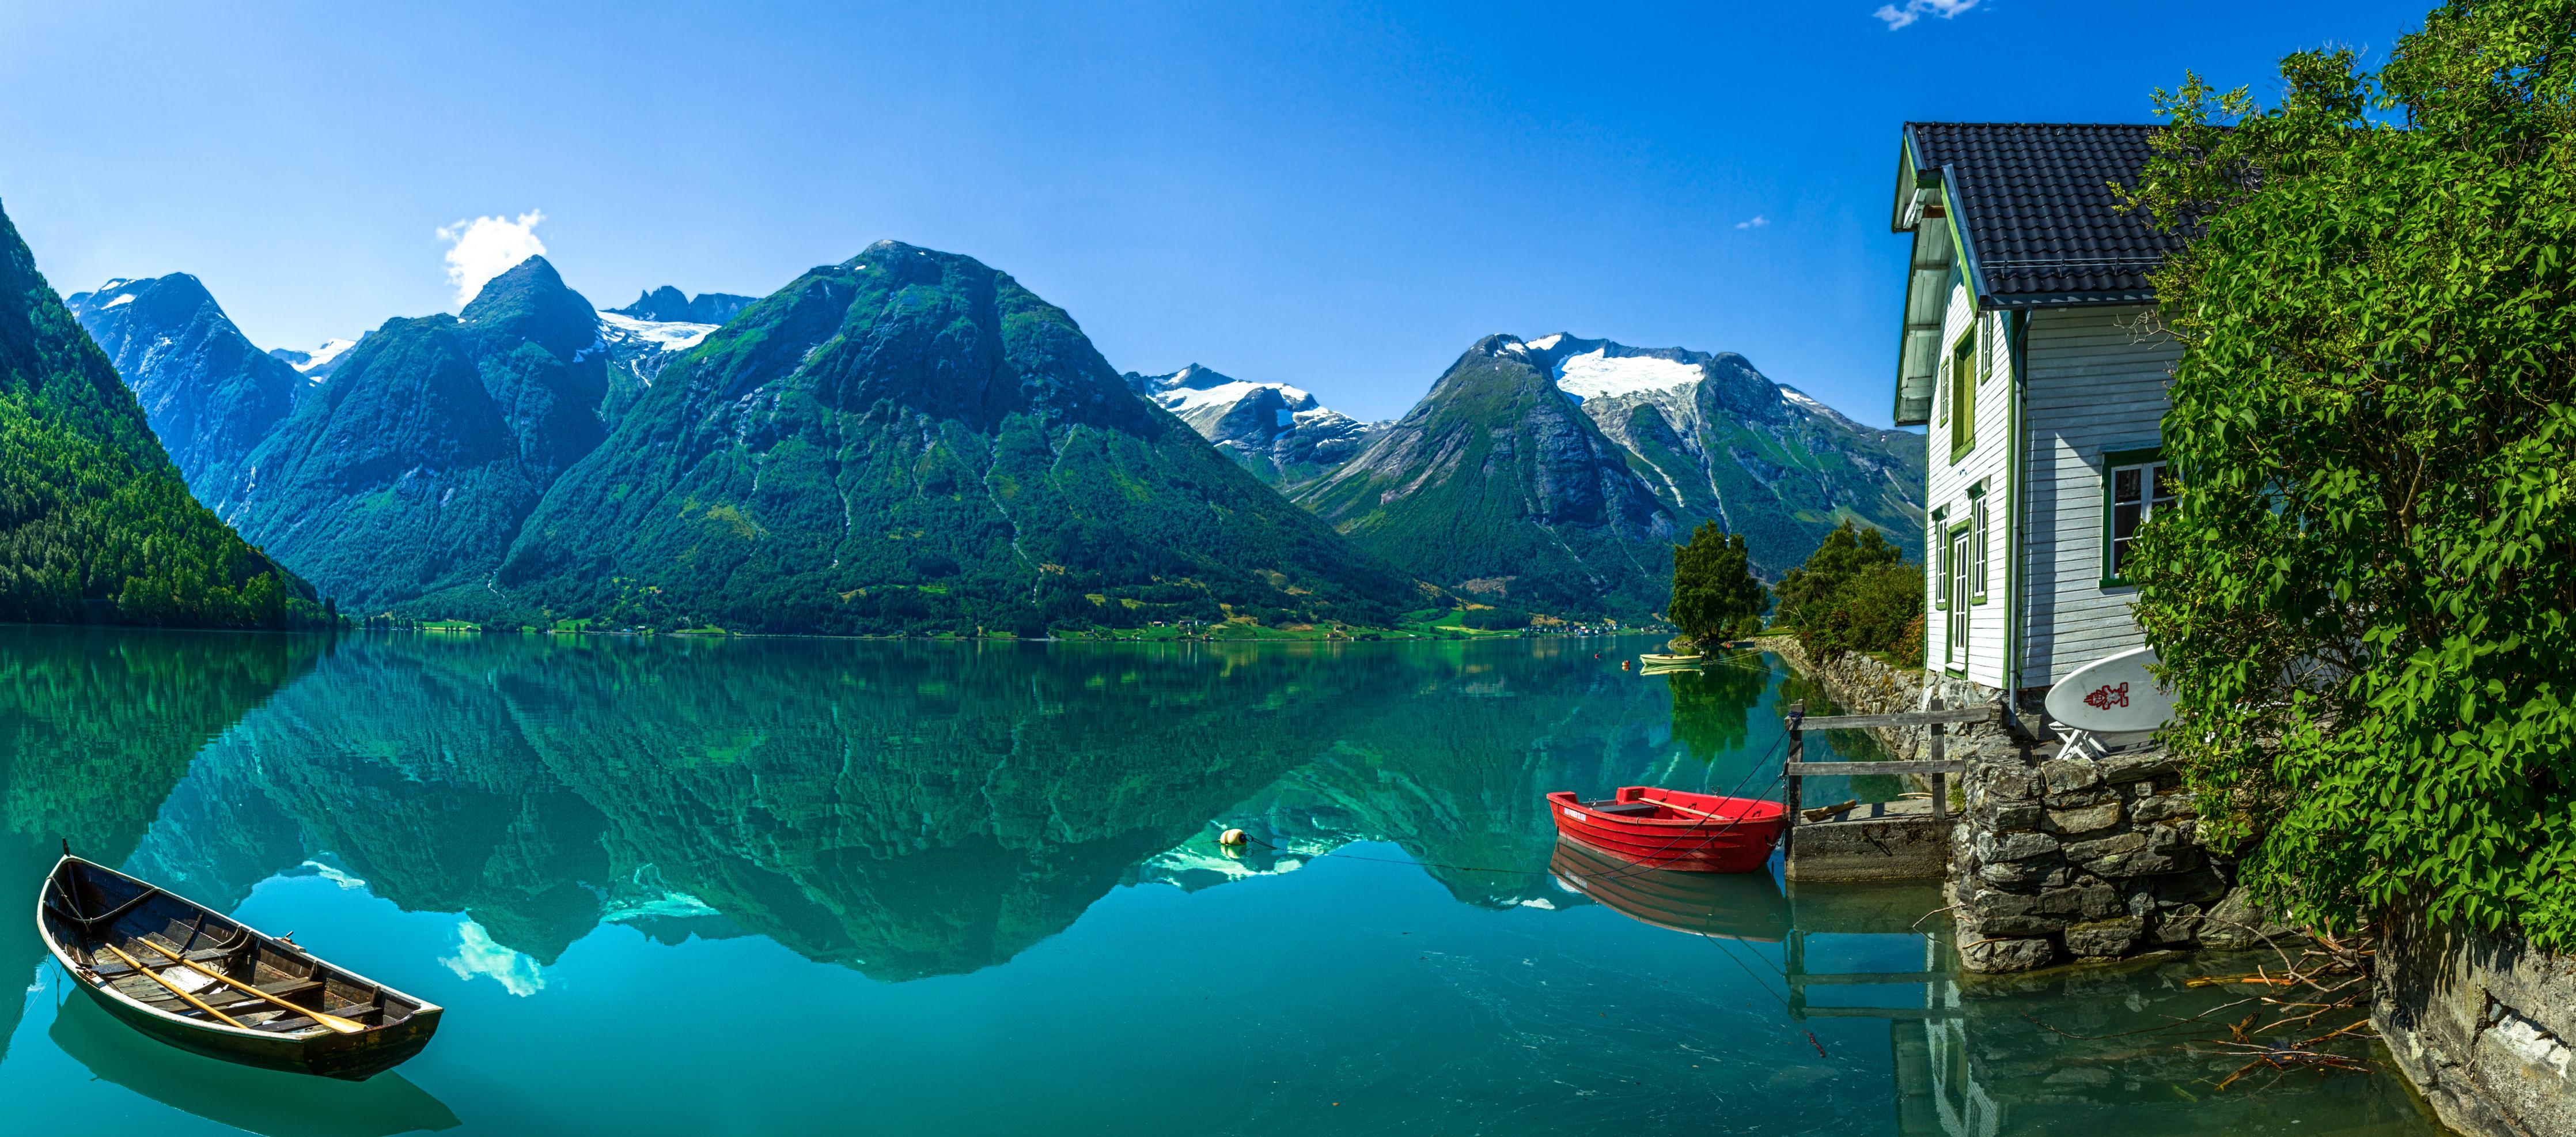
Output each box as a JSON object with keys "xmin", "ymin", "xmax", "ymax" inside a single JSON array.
[{"xmin": 0, "ymin": 628, "xmax": 2433, "ymax": 1135}]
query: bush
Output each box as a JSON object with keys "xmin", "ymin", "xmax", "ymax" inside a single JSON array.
[
  {"xmin": 1772, "ymin": 522, "xmax": 1922, "ymax": 662},
  {"xmin": 1459, "ymin": 607, "xmax": 1532, "ymax": 630},
  {"xmin": 2127, "ymin": 0, "xmax": 2576, "ymax": 947}
]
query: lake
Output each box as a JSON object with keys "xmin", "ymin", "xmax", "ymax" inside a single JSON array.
[{"xmin": 0, "ymin": 628, "xmax": 2435, "ymax": 1135}]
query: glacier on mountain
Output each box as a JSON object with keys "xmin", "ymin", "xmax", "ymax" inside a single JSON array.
[{"xmin": 1123, "ymin": 363, "xmax": 1383, "ymax": 488}]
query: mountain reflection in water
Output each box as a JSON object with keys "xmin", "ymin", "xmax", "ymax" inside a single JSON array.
[{"xmin": 0, "ymin": 629, "xmax": 2439, "ymax": 1135}]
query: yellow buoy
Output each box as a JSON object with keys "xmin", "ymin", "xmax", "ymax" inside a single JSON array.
[{"xmin": 1218, "ymin": 828, "xmax": 1249, "ymax": 847}]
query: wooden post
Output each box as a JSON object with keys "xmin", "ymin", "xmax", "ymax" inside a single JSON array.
[
  {"xmin": 1785, "ymin": 929, "xmax": 1808, "ymax": 1021},
  {"xmin": 1927, "ymin": 696, "xmax": 1948, "ymax": 821},
  {"xmin": 1785, "ymin": 701, "xmax": 1805, "ymax": 843}
]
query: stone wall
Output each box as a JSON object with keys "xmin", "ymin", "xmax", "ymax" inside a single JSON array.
[
  {"xmin": 1759, "ymin": 636, "xmax": 2286, "ymax": 974},
  {"xmin": 2375, "ymin": 907, "xmax": 2576, "ymax": 1137},
  {"xmin": 1947, "ymin": 744, "xmax": 2261, "ymax": 973}
]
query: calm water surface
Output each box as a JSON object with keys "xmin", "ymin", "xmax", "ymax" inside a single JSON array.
[{"xmin": 0, "ymin": 628, "xmax": 2435, "ymax": 1135}]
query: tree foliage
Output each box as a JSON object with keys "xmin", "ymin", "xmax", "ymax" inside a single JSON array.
[
  {"xmin": 2126, "ymin": 0, "xmax": 2576, "ymax": 947},
  {"xmin": 1770, "ymin": 520, "xmax": 1923, "ymax": 663},
  {"xmin": 1667, "ymin": 522, "xmax": 1766, "ymax": 645}
]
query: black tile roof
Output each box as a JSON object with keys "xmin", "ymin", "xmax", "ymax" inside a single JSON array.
[{"xmin": 1901, "ymin": 122, "xmax": 2188, "ymax": 307}]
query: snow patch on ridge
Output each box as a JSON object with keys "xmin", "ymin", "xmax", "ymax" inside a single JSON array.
[
  {"xmin": 1156, "ymin": 380, "xmax": 1314, "ymax": 414},
  {"xmin": 598, "ymin": 311, "xmax": 715, "ymax": 353},
  {"xmin": 101, "ymin": 293, "xmax": 135, "ymax": 309},
  {"xmin": 294, "ymin": 339, "xmax": 358, "ymax": 372},
  {"xmin": 1553, "ymin": 349, "xmax": 1704, "ymax": 401}
]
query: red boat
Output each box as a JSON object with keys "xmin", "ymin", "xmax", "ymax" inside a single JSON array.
[{"xmin": 1545, "ymin": 786, "xmax": 1785, "ymax": 873}]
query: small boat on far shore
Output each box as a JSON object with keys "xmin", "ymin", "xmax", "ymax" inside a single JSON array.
[
  {"xmin": 39, "ymin": 855, "xmax": 442, "ymax": 1081},
  {"xmin": 1545, "ymin": 787, "xmax": 1786, "ymax": 873},
  {"xmin": 1637, "ymin": 653, "xmax": 1702, "ymax": 666}
]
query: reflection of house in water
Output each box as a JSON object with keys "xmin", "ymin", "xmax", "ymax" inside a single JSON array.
[{"xmin": 1777, "ymin": 882, "xmax": 2435, "ymax": 1135}]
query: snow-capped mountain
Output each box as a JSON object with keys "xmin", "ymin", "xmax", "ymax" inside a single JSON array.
[
  {"xmin": 269, "ymin": 335, "xmax": 363, "ymax": 381},
  {"xmin": 1516, "ymin": 333, "xmax": 1925, "ymax": 577},
  {"xmin": 1123, "ymin": 363, "xmax": 1383, "ymax": 488},
  {"xmin": 1293, "ymin": 331, "xmax": 1926, "ymax": 615}
]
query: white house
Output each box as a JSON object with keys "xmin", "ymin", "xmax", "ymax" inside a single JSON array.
[{"xmin": 1889, "ymin": 122, "xmax": 2188, "ymax": 708}]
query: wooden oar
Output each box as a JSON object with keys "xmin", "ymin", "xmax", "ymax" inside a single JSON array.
[
  {"xmin": 1646, "ymin": 798, "xmax": 1739, "ymax": 824},
  {"xmin": 131, "ymin": 938, "xmax": 367, "ymax": 1034},
  {"xmin": 98, "ymin": 942, "xmax": 250, "ymax": 1029}
]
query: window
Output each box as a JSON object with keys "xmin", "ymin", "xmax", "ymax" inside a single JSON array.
[
  {"xmin": 1929, "ymin": 509, "xmax": 1948, "ymax": 610},
  {"xmin": 1948, "ymin": 330, "xmax": 1976, "ymax": 461},
  {"xmin": 1969, "ymin": 490, "xmax": 1989, "ymax": 603},
  {"xmin": 1945, "ymin": 523, "xmax": 1971, "ymax": 669},
  {"xmin": 2105, "ymin": 448, "xmax": 2175, "ymax": 583}
]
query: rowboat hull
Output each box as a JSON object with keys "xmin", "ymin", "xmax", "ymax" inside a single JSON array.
[
  {"xmin": 70, "ymin": 975, "xmax": 441, "ymax": 1081},
  {"xmin": 39, "ymin": 856, "xmax": 442, "ymax": 1081},
  {"xmin": 1545, "ymin": 787, "xmax": 1784, "ymax": 874}
]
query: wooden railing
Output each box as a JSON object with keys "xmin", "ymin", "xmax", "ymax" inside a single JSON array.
[{"xmin": 1781, "ymin": 700, "xmax": 1999, "ymax": 828}]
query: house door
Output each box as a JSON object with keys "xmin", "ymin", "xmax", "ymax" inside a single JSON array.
[{"xmin": 1946, "ymin": 526, "xmax": 1971, "ymax": 668}]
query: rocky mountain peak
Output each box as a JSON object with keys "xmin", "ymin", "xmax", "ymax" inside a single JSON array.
[
  {"xmin": 460, "ymin": 256, "xmax": 599, "ymax": 359},
  {"xmin": 610, "ymin": 284, "xmax": 757, "ymax": 326}
]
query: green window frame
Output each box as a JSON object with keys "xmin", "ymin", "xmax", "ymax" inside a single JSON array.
[
  {"xmin": 1968, "ymin": 483, "xmax": 1990, "ymax": 605},
  {"xmin": 1947, "ymin": 331, "xmax": 1976, "ymax": 463},
  {"xmin": 1944, "ymin": 520, "xmax": 1972, "ymax": 673},
  {"xmin": 2101, "ymin": 446, "xmax": 2172, "ymax": 587},
  {"xmin": 1929, "ymin": 505, "xmax": 1949, "ymax": 610}
]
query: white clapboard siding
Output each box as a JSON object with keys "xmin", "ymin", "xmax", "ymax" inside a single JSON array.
[
  {"xmin": 1922, "ymin": 282, "xmax": 2016, "ymax": 690},
  {"xmin": 2016, "ymin": 305, "xmax": 2177, "ymax": 687}
]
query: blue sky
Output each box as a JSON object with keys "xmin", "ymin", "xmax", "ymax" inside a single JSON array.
[{"xmin": 0, "ymin": 0, "xmax": 2431, "ymax": 425}]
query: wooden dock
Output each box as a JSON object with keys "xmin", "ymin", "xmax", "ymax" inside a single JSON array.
[{"xmin": 1780, "ymin": 701, "xmax": 1995, "ymax": 882}]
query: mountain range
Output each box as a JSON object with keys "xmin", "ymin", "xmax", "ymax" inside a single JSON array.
[
  {"xmin": 0, "ymin": 200, "xmax": 309, "ymax": 626},
  {"xmin": 42, "ymin": 230, "xmax": 1922, "ymax": 629},
  {"xmin": 496, "ymin": 241, "xmax": 1412, "ymax": 633}
]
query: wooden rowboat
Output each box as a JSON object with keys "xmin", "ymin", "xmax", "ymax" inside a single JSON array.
[
  {"xmin": 39, "ymin": 855, "xmax": 441, "ymax": 1081},
  {"xmin": 1637, "ymin": 654, "xmax": 1702, "ymax": 666},
  {"xmin": 1545, "ymin": 786, "xmax": 1786, "ymax": 873},
  {"xmin": 1548, "ymin": 838, "xmax": 1790, "ymax": 942}
]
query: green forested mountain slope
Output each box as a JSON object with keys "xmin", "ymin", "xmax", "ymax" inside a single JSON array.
[
  {"xmin": 497, "ymin": 241, "xmax": 1414, "ymax": 633},
  {"xmin": 1291, "ymin": 335, "xmax": 1683, "ymax": 617},
  {"xmin": 211, "ymin": 256, "xmax": 611, "ymax": 613},
  {"xmin": 0, "ymin": 199, "xmax": 306, "ymax": 626}
]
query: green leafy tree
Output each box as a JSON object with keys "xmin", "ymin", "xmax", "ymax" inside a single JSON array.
[
  {"xmin": 1770, "ymin": 520, "xmax": 1922, "ymax": 663},
  {"xmin": 1667, "ymin": 522, "xmax": 1766, "ymax": 646},
  {"xmin": 2126, "ymin": 0, "xmax": 2576, "ymax": 947}
]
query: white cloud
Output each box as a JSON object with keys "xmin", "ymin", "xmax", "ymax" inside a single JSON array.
[
  {"xmin": 1735, "ymin": 215, "xmax": 1770, "ymax": 230},
  {"xmin": 435, "ymin": 210, "xmax": 547, "ymax": 307},
  {"xmin": 1875, "ymin": 0, "xmax": 1978, "ymax": 30}
]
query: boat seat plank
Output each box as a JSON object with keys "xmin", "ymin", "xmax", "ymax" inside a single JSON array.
[
  {"xmin": 1589, "ymin": 802, "xmax": 1661, "ymax": 816},
  {"xmin": 89, "ymin": 946, "xmax": 234, "ymax": 977},
  {"xmin": 134, "ymin": 976, "xmax": 318, "ymax": 1009}
]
